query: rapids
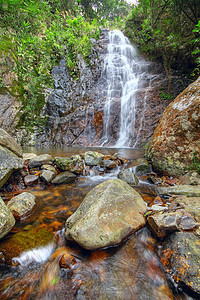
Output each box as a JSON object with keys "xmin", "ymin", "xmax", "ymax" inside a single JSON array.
[{"xmin": 0, "ymin": 148, "xmax": 195, "ymax": 299}]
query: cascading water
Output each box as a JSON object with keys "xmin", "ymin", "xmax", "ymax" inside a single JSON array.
[{"xmin": 100, "ymin": 29, "xmax": 154, "ymax": 148}]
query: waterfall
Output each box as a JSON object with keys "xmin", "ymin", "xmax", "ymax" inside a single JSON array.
[{"xmin": 100, "ymin": 29, "xmax": 153, "ymax": 148}]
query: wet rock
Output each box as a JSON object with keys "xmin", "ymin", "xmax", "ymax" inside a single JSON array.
[
  {"xmin": 101, "ymin": 159, "xmax": 117, "ymax": 169},
  {"xmin": 0, "ymin": 226, "xmax": 54, "ymax": 264},
  {"xmin": 54, "ymin": 155, "xmax": 84, "ymax": 175},
  {"xmin": 28, "ymin": 154, "xmax": 52, "ymax": 168},
  {"xmin": 0, "ymin": 196, "xmax": 15, "ymax": 239},
  {"xmin": 0, "ymin": 128, "xmax": 23, "ymax": 158},
  {"xmin": 159, "ymin": 231, "xmax": 200, "ymax": 295},
  {"xmin": 40, "ymin": 170, "xmax": 55, "ymax": 183},
  {"xmin": 135, "ymin": 162, "xmax": 150, "ymax": 176},
  {"xmin": 41, "ymin": 164, "xmax": 56, "ymax": 174},
  {"xmin": 51, "ymin": 171, "xmax": 77, "ymax": 185},
  {"xmin": 169, "ymin": 196, "xmax": 200, "ymax": 223},
  {"xmin": 0, "ymin": 251, "xmax": 5, "ymax": 264},
  {"xmin": 23, "ymin": 153, "xmax": 37, "ymax": 160},
  {"xmin": 157, "ymin": 185, "xmax": 200, "ymax": 197},
  {"xmin": 65, "ymin": 178, "xmax": 146, "ymax": 250},
  {"xmin": 84, "ymin": 151, "xmax": 104, "ymax": 166},
  {"xmin": 117, "ymin": 168, "xmax": 139, "ymax": 186},
  {"xmin": 59, "ymin": 252, "xmax": 76, "ymax": 269},
  {"xmin": 0, "ymin": 145, "xmax": 24, "ymax": 188},
  {"xmin": 181, "ymin": 171, "xmax": 200, "ymax": 186},
  {"xmin": 146, "ymin": 76, "xmax": 200, "ymax": 176},
  {"xmin": 7, "ymin": 192, "xmax": 36, "ymax": 220},
  {"xmin": 147, "ymin": 211, "xmax": 198, "ymax": 239},
  {"xmin": 147, "ymin": 212, "xmax": 181, "ymax": 238},
  {"xmin": 24, "ymin": 174, "xmax": 38, "ymax": 186}
]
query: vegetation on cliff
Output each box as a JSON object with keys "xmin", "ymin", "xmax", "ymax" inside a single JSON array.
[{"xmin": 125, "ymin": 0, "xmax": 200, "ymax": 79}]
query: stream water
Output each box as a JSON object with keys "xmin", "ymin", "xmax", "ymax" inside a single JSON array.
[{"xmin": 0, "ymin": 147, "xmax": 194, "ymax": 300}]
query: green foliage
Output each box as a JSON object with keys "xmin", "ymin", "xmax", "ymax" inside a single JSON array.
[
  {"xmin": 125, "ymin": 0, "xmax": 200, "ymax": 79},
  {"xmin": 160, "ymin": 92, "xmax": 174, "ymax": 101},
  {"xmin": 0, "ymin": 0, "xmax": 100, "ymax": 128},
  {"xmin": 188, "ymin": 151, "xmax": 200, "ymax": 174}
]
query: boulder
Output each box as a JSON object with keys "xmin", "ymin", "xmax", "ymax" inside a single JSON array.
[
  {"xmin": 28, "ymin": 154, "xmax": 52, "ymax": 168},
  {"xmin": 147, "ymin": 211, "xmax": 198, "ymax": 239},
  {"xmin": 157, "ymin": 185, "xmax": 200, "ymax": 197},
  {"xmin": 146, "ymin": 76, "xmax": 200, "ymax": 176},
  {"xmin": 0, "ymin": 196, "xmax": 15, "ymax": 239},
  {"xmin": 51, "ymin": 171, "xmax": 77, "ymax": 185},
  {"xmin": 159, "ymin": 232, "xmax": 200, "ymax": 295},
  {"xmin": 0, "ymin": 145, "xmax": 24, "ymax": 188},
  {"xmin": 7, "ymin": 192, "xmax": 36, "ymax": 219},
  {"xmin": 135, "ymin": 163, "xmax": 150, "ymax": 176},
  {"xmin": 54, "ymin": 155, "xmax": 84, "ymax": 175},
  {"xmin": 23, "ymin": 153, "xmax": 37, "ymax": 160},
  {"xmin": 117, "ymin": 169, "xmax": 139, "ymax": 186},
  {"xmin": 24, "ymin": 174, "xmax": 38, "ymax": 186},
  {"xmin": 0, "ymin": 128, "xmax": 23, "ymax": 158},
  {"xmin": 41, "ymin": 164, "xmax": 56, "ymax": 174},
  {"xmin": 40, "ymin": 170, "xmax": 56, "ymax": 183},
  {"xmin": 84, "ymin": 151, "xmax": 104, "ymax": 166},
  {"xmin": 65, "ymin": 178, "xmax": 146, "ymax": 250},
  {"xmin": 101, "ymin": 159, "xmax": 117, "ymax": 169},
  {"xmin": 169, "ymin": 196, "xmax": 200, "ymax": 223}
]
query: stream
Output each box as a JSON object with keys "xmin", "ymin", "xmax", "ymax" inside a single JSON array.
[{"xmin": 0, "ymin": 147, "xmax": 194, "ymax": 300}]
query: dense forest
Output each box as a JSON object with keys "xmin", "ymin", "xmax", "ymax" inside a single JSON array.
[{"xmin": 0, "ymin": 0, "xmax": 200, "ymax": 127}]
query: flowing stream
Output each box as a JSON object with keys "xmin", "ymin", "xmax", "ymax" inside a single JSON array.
[
  {"xmin": 100, "ymin": 30, "xmax": 156, "ymax": 148},
  {"xmin": 0, "ymin": 148, "xmax": 193, "ymax": 300}
]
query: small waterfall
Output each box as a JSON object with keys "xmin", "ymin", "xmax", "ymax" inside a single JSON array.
[{"xmin": 101, "ymin": 29, "xmax": 153, "ymax": 148}]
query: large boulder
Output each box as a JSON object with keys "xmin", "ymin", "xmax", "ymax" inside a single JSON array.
[
  {"xmin": 54, "ymin": 155, "xmax": 84, "ymax": 175},
  {"xmin": 7, "ymin": 192, "xmax": 36, "ymax": 220},
  {"xmin": 159, "ymin": 232, "xmax": 200, "ymax": 295},
  {"xmin": 0, "ymin": 196, "xmax": 15, "ymax": 239},
  {"xmin": 0, "ymin": 128, "xmax": 23, "ymax": 158},
  {"xmin": 146, "ymin": 76, "xmax": 200, "ymax": 176},
  {"xmin": 0, "ymin": 145, "xmax": 24, "ymax": 188},
  {"xmin": 65, "ymin": 178, "xmax": 146, "ymax": 250}
]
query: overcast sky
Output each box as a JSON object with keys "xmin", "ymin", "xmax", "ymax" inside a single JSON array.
[{"xmin": 125, "ymin": 0, "xmax": 138, "ymax": 4}]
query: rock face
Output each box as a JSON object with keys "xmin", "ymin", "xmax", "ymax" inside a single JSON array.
[
  {"xmin": 7, "ymin": 192, "xmax": 36, "ymax": 220},
  {"xmin": 146, "ymin": 76, "xmax": 200, "ymax": 176},
  {"xmin": 0, "ymin": 196, "xmax": 15, "ymax": 239},
  {"xmin": 159, "ymin": 232, "xmax": 200, "ymax": 295},
  {"xmin": 65, "ymin": 178, "xmax": 146, "ymax": 250},
  {"xmin": 0, "ymin": 146, "xmax": 24, "ymax": 188},
  {"xmin": 24, "ymin": 30, "xmax": 188, "ymax": 148}
]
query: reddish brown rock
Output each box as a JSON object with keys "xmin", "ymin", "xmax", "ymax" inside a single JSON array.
[{"xmin": 146, "ymin": 76, "xmax": 200, "ymax": 176}]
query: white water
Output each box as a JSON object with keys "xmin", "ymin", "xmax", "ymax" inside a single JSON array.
[{"xmin": 101, "ymin": 30, "xmax": 153, "ymax": 148}]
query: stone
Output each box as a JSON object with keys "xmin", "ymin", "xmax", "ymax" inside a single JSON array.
[
  {"xmin": 54, "ymin": 155, "xmax": 84, "ymax": 175},
  {"xmin": 117, "ymin": 169, "xmax": 139, "ymax": 186},
  {"xmin": 24, "ymin": 175, "xmax": 38, "ymax": 186},
  {"xmin": 51, "ymin": 171, "xmax": 77, "ymax": 185},
  {"xmin": 168, "ymin": 196, "xmax": 200, "ymax": 223},
  {"xmin": 135, "ymin": 163, "xmax": 150, "ymax": 176},
  {"xmin": 147, "ymin": 212, "xmax": 181, "ymax": 238},
  {"xmin": 41, "ymin": 164, "xmax": 56, "ymax": 174},
  {"xmin": 159, "ymin": 232, "xmax": 200, "ymax": 295},
  {"xmin": 101, "ymin": 159, "xmax": 117, "ymax": 169},
  {"xmin": 23, "ymin": 153, "xmax": 37, "ymax": 160},
  {"xmin": 0, "ymin": 145, "xmax": 24, "ymax": 188},
  {"xmin": 0, "ymin": 128, "xmax": 23, "ymax": 158},
  {"xmin": 157, "ymin": 185, "xmax": 200, "ymax": 197},
  {"xmin": 146, "ymin": 76, "xmax": 200, "ymax": 176},
  {"xmin": 59, "ymin": 252, "xmax": 76, "ymax": 269},
  {"xmin": 65, "ymin": 178, "xmax": 146, "ymax": 250},
  {"xmin": 28, "ymin": 154, "xmax": 52, "ymax": 168},
  {"xmin": 84, "ymin": 151, "xmax": 104, "ymax": 166},
  {"xmin": 40, "ymin": 170, "xmax": 55, "ymax": 183},
  {"xmin": 147, "ymin": 211, "xmax": 198, "ymax": 239},
  {"xmin": 7, "ymin": 192, "xmax": 36, "ymax": 219},
  {"xmin": 0, "ymin": 196, "xmax": 15, "ymax": 239}
]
